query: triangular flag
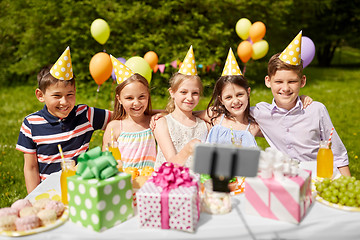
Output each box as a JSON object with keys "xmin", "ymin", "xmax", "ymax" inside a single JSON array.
[
  {"xmin": 153, "ymin": 64, "xmax": 159, "ymax": 73},
  {"xmin": 279, "ymin": 31, "xmax": 302, "ymax": 65},
  {"xmin": 221, "ymin": 48, "xmax": 242, "ymax": 76},
  {"xmin": 178, "ymin": 45, "xmax": 197, "ymax": 75},
  {"xmin": 50, "ymin": 46, "xmax": 73, "ymax": 80},
  {"xmin": 158, "ymin": 64, "xmax": 166, "ymax": 73},
  {"xmin": 110, "ymin": 55, "xmax": 134, "ymax": 84},
  {"xmin": 170, "ymin": 60, "xmax": 177, "ymax": 68}
]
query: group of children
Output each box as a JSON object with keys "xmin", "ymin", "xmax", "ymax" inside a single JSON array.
[{"xmin": 16, "ymin": 31, "xmax": 350, "ymax": 193}]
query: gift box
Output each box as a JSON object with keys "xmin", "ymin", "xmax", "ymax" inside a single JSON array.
[
  {"xmin": 244, "ymin": 169, "xmax": 313, "ymax": 224},
  {"xmin": 136, "ymin": 163, "xmax": 200, "ymax": 232},
  {"xmin": 67, "ymin": 172, "xmax": 134, "ymax": 231}
]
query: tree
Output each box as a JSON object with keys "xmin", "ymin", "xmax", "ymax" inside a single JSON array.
[{"xmin": 294, "ymin": 0, "xmax": 360, "ymax": 66}]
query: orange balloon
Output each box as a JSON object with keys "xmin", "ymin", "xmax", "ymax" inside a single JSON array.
[
  {"xmin": 249, "ymin": 21, "xmax": 266, "ymax": 43},
  {"xmin": 89, "ymin": 52, "xmax": 112, "ymax": 86},
  {"xmin": 143, "ymin": 51, "xmax": 158, "ymax": 70},
  {"xmin": 237, "ymin": 41, "xmax": 253, "ymax": 63}
]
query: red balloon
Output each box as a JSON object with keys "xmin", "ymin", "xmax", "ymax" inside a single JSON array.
[
  {"xmin": 89, "ymin": 52, "xmax": 112, "ymax": 86},
  {"xmin": 237, "ymin": 41, "xmax": 253, "ymax": 63},
  {"xmin": 249, "ymin": 21, "xmax": 266, "ymax": 43}
]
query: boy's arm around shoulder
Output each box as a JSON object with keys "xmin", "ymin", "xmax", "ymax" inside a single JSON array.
[{"xmin": 23, "ymin": 153, "xmax": 40, "ymax": 193}]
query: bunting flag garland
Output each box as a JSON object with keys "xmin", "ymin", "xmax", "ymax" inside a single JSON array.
[{"xmin": 109, "ymin": 58, "xmax": 220, "ymax": 74}]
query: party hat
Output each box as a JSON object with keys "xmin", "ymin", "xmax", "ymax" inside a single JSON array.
[
  {"xmin": 222, "ymin": 48, "xmax": 243, "ymax": 76},
  {"xmin": 110, "ymin": 55, "xmax": 134, "ymax": 84},
  {"xmin": 178, "ymin": 45, "xmax": 197, "ymax": 75},
  {"xmin": 50, "ymin": 46, "xmax": 73, "ymax": 80},
  {"xmin": 279, "ymin": 31, "xmax": 302, "ymax": 65}
]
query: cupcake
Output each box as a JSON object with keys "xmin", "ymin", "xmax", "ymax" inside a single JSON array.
[
  {"xmin": 33, "ymin": 198, "xmax": 51, "ymax": 211},
  {"xmin": 45, "ymin": 201, "xmax": 64, "ymax": 217},
  {"xmin": 11, "ymin": 199, "xmax": 32, "ymax": 212},
  {"xmin": 0, "ymin": 215, "xmax": 17, "ymax": 231},
  {"xmin": 140, "ymin": 166, "xmax": 154, "ymax": 177},
  {"xmin": 0, "ymin": 207, "xmax": 18, "ymax": 217},
  {"xmin": 37, "ymin": 209, "xmax": 57, "ymax": 225},
  {"xmin": 123, "ymin": 167, "xmax": 140, "ymax": 180},
  {"xmin": 132, "ymin": 176, "xmax": 149, "ymax": 190},
  {"xmin": 15, "ymin": 215, "xmax": 40, "ymax": 231},
  {"xmin": 19, "ymin": 207, "xmax": 39, "ymax": 218}
]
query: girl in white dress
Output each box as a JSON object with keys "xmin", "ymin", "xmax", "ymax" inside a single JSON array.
[{"xmin": 153, "ymin": 46, "xmax": 208, "ymax": 170}]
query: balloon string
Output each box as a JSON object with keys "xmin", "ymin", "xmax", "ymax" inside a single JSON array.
[{"xmin": 243, "ymin": 64, "xmax": 247, "ymax": 76}]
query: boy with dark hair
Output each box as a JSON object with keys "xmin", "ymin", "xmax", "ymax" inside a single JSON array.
[{"xmin": 16, "ymin": 47, "xmax": 111, "ymax": 193}]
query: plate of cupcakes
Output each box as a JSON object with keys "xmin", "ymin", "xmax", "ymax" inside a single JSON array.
[{"xmin": 0, "ymin": 190, "xmax": 68, "ymax": 237}]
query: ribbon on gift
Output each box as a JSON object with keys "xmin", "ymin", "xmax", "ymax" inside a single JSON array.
[
  {"xmin": 151, "ymin": 162, "xmax": 199, "ymax": 229},
  {"xmin": 258, "ymin": 148, "xmax": 300, "ymax": 180},
  {"xmin": 76, "ymin": 146, "xmax": 119, "ymax": 180}
]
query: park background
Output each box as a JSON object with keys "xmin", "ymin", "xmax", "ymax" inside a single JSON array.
[{"xmin": 0, "ymin": 0, "xmax": 359, "ymax": 208}]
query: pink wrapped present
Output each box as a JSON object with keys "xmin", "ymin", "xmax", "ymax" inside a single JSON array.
[
  {"xmin": 136, "ymin": 163, "xmax": 200, "ymax": 232},
  {"xmin": 244, "ymin": 169, "xmax": 313, "ymax": 224}
]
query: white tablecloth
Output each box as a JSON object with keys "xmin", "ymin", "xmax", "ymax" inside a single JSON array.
[{"xmin": 2, "ymin": 162, "xmax": 359, "ymax": 240}]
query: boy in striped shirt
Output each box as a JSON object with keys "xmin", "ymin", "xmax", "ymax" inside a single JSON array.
[{"xmin": 16, "ymin": 47, "xmax": 111, "ymax": 193}]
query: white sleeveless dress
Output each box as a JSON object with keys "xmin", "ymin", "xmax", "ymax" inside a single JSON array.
[{"xmin": 154, "ymin": 114, "xmax": 208, "ymax": 170}]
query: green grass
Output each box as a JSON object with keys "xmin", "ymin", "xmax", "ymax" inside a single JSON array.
[{"xmin": 1, "ymin": 63, "xmax": 360, "ymax": 208}]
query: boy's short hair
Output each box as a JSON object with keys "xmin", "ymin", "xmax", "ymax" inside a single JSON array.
[
  {"xmin": 267, "ymin": 53, "xmax": 303, "ymax": 78},
  {"xmin": 37, "ymin": 64, "xmax": 75, "ymax": 93}
]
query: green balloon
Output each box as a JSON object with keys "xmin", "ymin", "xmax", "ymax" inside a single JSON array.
[
  {"xmin": 125, "ymin": 56, "xmax": 152, "ymax": 83},
  {"xmin": 90, "ymin": 19, "xmax": 110, "ymax": 45}
]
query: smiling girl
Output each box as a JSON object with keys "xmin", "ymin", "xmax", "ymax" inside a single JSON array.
[
  {"xmin": 197, "ymin": 48, "xmax": 259, "ymax": 147},
  {"xmin": 102, "ymin": 58, "xmax": 156, "ymax": 171},
  {"xmin": 153, "ymin": 46, "xmax": 208, "ymax": 170}
]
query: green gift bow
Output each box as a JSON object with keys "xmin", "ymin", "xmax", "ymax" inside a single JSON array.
[{"xmin": 76, "ymin": 146, "xmax": 119, "ymax": 179}]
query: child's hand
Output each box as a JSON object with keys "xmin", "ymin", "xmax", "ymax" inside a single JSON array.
[
  {"xmin": 150, "ymin": 113, "xmax": 167, "ymax": 130},
  {"xmin": 300, "ymin": 95, "xmax": 313, "ymax": 109}
]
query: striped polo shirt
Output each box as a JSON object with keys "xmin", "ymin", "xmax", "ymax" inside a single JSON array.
[{"xmin": 16, "ymin": 104, "xmax": 111, "ymax": 181}]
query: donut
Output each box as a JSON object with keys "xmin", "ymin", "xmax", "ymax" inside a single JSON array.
[
  {"xmin": 33, "ymin": 198, "xmax": 51, "ymax": 211},
  {"xmin": 37, "ymin": 209, "xmax": 57, "ymax": 225},
  {"xmin": 19, "ymin": 207, "xmax": 39, "ymax": 218},
  {"xmin": 0, "ymin": 215, "xmax": 17, "ymax": 231},
  {"xmin": 45, "ymin": 201, "xmax": 64, "ymax": 217},
  {"xmin": 11, "ymin": 199, "xmax": 32, "ymax": 212},
  {"xmin": 15, "ymin": 215, "xmax": 40, "ymax": 231},
  {"xmin": 0, "ymin": 207, "xmax": 18, "ymax": 217}
]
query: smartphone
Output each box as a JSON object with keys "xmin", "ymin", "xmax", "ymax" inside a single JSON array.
[{"xmin": 193, "ymin": 143, "xmax": 260, "ymax": 178}]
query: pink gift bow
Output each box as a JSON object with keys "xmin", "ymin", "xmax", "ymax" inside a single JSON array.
[{"xmin": 151, "ymin": 162, "xmax": 199, "ymax": 229}]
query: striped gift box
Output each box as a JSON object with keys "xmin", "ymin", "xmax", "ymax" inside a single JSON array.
[{"xmin": 244, "ymin": 169, "xmax": 313, "ymax": 224}]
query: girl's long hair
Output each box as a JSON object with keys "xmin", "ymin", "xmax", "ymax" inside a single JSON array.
[
  {"xmin": 206, "ymin": 75, "xmax": 253, "ymax": 126},
  {"xmin": 111, "ymin": 73, "xmax": 152, "ymax": 120},
  {"xmin": 165, "ymin": 72, "xmax": 202, "ymax": 113}
]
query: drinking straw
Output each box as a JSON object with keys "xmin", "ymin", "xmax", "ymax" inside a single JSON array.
[
  {"xmin": 327, "ymin": 127, "xmax": 334, "ymax": 148},
  {"xmin": 230, "ymin": 126, "xmax": 235, "ymax": 145},
  {"xmin": 57, "ymin": 144, "xmax": 65, "ymax": 165},
  {"xmin": 111, "ymin": 128, "xmax": 114, "ymax": 148},
  {"xmin": 328, "ymin": 127, "xmax": 334, "ymax": 142}
]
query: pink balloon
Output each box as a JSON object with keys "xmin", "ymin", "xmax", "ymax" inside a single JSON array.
[{"xmin": 301, "ymin": 36, "xmax": 315, "ymax": 68}]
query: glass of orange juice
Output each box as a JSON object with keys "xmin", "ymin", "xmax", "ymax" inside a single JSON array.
[
  {"xmin": 60, "ymin": 159, "xmax": 76, "ymax": 204},
  {"xmin": 316, "ymin": 141, "xmax": 333, "ymax": 179},
  {"xmin": 108, "ymin": 142, "xmax": 123, "ymax": 171}
]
